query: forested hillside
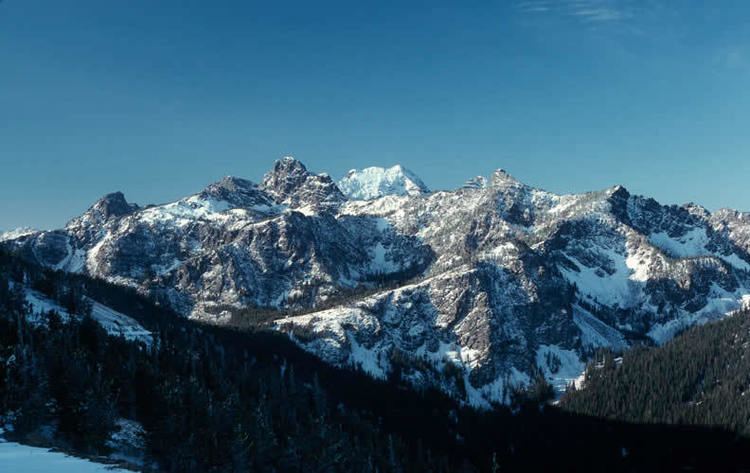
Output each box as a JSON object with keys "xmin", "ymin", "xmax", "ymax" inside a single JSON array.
[
  {"xmin": 563, "ymin": 310, "xmax": 750, "ymax": 435},
  {"xmin": 2, "ymin": 250, "xmax": 750, "ymax": 472}
]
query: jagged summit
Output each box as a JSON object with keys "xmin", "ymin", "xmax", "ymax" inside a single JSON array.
[
  {"xmin": 199, "ymin": 176, "xmax": 275, "ymax": 209},
  {"xmin": 261, "ymin": 156, "xmax": 345, "ymax": 209},
  {"xmin": 74, "ymin": 191, "xmax": 138, "ymax": 226},
  {"xmin": 95, "ymin": 192, "xmax": 136, "ymax": 216},
  {"xmin": 490, "ymin": 168, "xmax": 524, "ymax": 189},
  {"xmin": 0, "ymin": 227, "xmax": 37, "ymax": 242},
  {"xmin": 338, "ymin": 164, "xmax": 429, "ymax": 200},
  {"xmin": 209, "ymin": 175, "xmax": 257, "ymax": 191},
  {"xmin": 462, "ymin": 176, "xmax": 487, "ymax": 190},
  {"xmin": 261, "ymin": 157, "xmax": 312, "ymax": 198}
]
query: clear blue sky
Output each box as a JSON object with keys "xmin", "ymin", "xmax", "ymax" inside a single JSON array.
[{"xmin": 2, "ymin": 0, "xmax": 750, "ymax": 230}]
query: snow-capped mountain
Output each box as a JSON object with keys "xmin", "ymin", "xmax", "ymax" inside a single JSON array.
[
  {"xmin": 6, "ymin": 157, "xmax": 750, "ymax": 407},
  {"xmin": 338, "ymin": 165, "xmax": 430, "ymax": 200},
  {"xmin": 0, "ymin": 227, "xmax": 37, "ymax": 242}
]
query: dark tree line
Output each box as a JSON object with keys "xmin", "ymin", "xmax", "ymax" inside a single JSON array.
[{"xmin": 563, "ymin": 309, "xmax": 750, "ymax": 436}]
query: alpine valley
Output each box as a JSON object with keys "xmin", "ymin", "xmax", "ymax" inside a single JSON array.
[{"xmin": 5, "ymin": 156, "xmax": 750, "ymax": 409}]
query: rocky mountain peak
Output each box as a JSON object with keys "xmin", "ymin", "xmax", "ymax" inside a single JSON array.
[
  {"xmin": 462, "ymin": 176, "xmax": 488, "ymax": 190},
  {"xmin": 263, "ymin": 156, "xmax": 308, "ymax": 186},
  {"xmin": 262, "ymin": 157, "xmax": 345, "ymax": 209},
  {"xmin": 199, "ymin": 176, "xmax": 274, "ymax": 209},
  {"xmin": 63, "ymin": 191, "xmax": 139, "ymax": 240},
  {"xmin": 490, "ymin": 169, "xmax": 524, "ymax": 189},
  {"xmin": 87, "ymin": 192, "xmax": 138, "ymax": 221},
  {"xmin": 608, "ymin": 184, "xmax": 629, "ymax": 198},
  {"xmin": 682, "ymin": 202, "xmax": 711, "ymax": 219},
  {"xmin": 211, "ymin": 176, "xmax": 256, "ymax": 192},
  {"xmin": 262, "ymin": 157, "xmax": 312, "ymax": 198}
]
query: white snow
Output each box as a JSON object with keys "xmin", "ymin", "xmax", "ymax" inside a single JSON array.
[
  {"xmin": 0, "ymin": 429, "xmax": 131, "ymax": 472},
  {"xmin": 348, "ymin": 335, "xmax": 388, "ymax": 379},
  {"xmin": 23, "ymin": 289, "xmax": 151, "ymax": 346},
  {"xmin": 338, "ymin": 165, "xmax": 429, "ymax": 200},
  {"xmin": 276, "ymin": 307, "xmax": 388, "ymax": 377},
  {"xmin": 572, "ymin": 305, "xmax": 628, "ymax": 350},
  {"xmin": 649, "ymin": 228, "xmax": 710, "ymax": 259},
  {"xmin": 536, "ymin": 344, "xmax": 585, "ymax": 393},
  {"xmin": 560, "ymin": 248, "xmax": 643, "ymax": 308},
  {"xmin": 649, "ymin": 228, "xmax": 750, "ymax": 271},
  {"xmin": 416, "ymin": 340, "xmax": 483, "ymax": 371},
  {"xmin": 464, "ymin": 368, "xmax": 531, "ymax": 408},
  {"xmin": 105, "ymin": 419, "xmax": 145, "ymax": 467},
  {"xmin": 647, "ymin": 283, "xmax": 748, "ymax": 344},
  {"xmin": 88, "ymin": 299, "xmax": 153, "ymax": 346},
  {"xmin": 0, "ymin": 227, "xmax": 37, "ymax": 242},
  {"xmin": 24, "ymin": 290, "xmax": 72, "ymax": 324},
  {"xmin": 719, "ymin": 252, "xmax": 750, "ymax": 272},
  {"xmin": 50, "ymin": 238, "xmax": 87, "ymax": 273},
  {"xmin": 369, "ymin": 243, "xmax": 398, "ymax": 273},
  {"xmin": 139, "ymin": 196, "xmax": 234, "ymax": 226}
]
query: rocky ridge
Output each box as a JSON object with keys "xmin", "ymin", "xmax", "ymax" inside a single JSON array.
[{"xmin": 5, "ymin": 157, "xmax": 750, "ymax": 407}]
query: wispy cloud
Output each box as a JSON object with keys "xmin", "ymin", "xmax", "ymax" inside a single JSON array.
[
  {"xmin": 716, "ymin": 45, "xmax": 748, "ymax": 71},
  {"xmin": 518, "ymin": 0, "xmax": 632, "ymax": 23}
]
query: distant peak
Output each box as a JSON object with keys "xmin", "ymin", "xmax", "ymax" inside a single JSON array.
[
  {"xmin": 274, "ymin": 156, "xmax": 309, "ymax": 175},
  {"xmin": 490, "ymin": 168, "xmax": 523, "ymax": 189},
  {"xmin": 262, "ymin": 156, "xmax": 345, "ymax": 208},
  {"xmin": 682, "ymin": 202, "xmax": 710, "ymax": 218},
  {"xmin": 68, "ymin": 191, "xmax": 138, "ymax": 228},
  {"xmin": 100, "ymin": 191, "xmax": 127, "ymax": 202},
  {"xmin": 262, "ymin": 157, "xmax": 312, "ymax": 193},
  {"xmin": 198, "ymin": 176, "xmax": 274, "ymax": 209},
  {"xmin": 338, "ymin": 165, "xmax": 429, "ymax": 200},
  {"xmin": 210, "ymin": 176, "xmax": 257, "ymax": 192},
  {"xmin": 607, "ymin": 184, "xmax": 630, "ymax": 199},
  {"xmin": 92, "ymin": 191, "xmax": 137, "ymax": 218},
  {"xmin": 0, "ymin": 227, "xmax": 37, "ymax": 242},
  {"xmin": 462, "ymin": 176, "xmax": 487, "ymax": 190}
]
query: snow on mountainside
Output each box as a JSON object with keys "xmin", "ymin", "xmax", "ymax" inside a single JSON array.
[
  {"xmin": 0, "ymin": 429, "xmax": 132, "ymax": 473},
  {"xmin": 338, "ymin": 165, "xmax": 429, "ymax": 200},
  {"xmin": 0, "ymin": 227, "xmax": 37, "ymax": 242},
  {"xmin": 23, "ymin": 287, "xmax": 153, "ymax": 346},
  {"xmin": 6, "ymin": 157, "xmax": 750, "ymax": 407}
]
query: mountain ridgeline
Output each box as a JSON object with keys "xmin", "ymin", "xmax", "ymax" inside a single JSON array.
[{"xmin": 4, "ymin": 157, "xmax": 750, "ymax": 407}]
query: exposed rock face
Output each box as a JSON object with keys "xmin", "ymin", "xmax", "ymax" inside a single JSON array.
[
  {"xmin": 261, "ymin": 156, "xmax": 346, "ymax": 211},
  {"xmin": 6, "ymin": 157, "xmax": 750, "ymax": 407}
]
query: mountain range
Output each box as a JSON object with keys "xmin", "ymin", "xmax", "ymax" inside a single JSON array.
[{"xmin": 5, "ymin": 156, "xmax": 750, "ymax": 407}]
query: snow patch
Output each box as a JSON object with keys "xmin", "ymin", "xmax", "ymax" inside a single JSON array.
[
  {"xmin": 0, "ymin": 227, "xmax": 37, "ymax": 242},
  {"xmin": 23, "ymin": 289, "xmax": 151, "ymax": 346},
  {"xmin": 573, "ymin": 305, "xmax": 628, "ymax": 351},
  {"xmin": 88, "ymin": 299, "xmax": 153, "ymax": 346},
  {"xmin": 536, "ymin": 344, "xmax": 585, "ymax": 393},
  {"xmin": 649, "ymin": 228, "xmax": 709, "ymax": 258},
  {"xmin": 0, "ymin": 429, "xmax": 131, "ymax": 472},
  {"xmin": 338, "ymin": 165, "xmax": 429, "ymax": 200}
]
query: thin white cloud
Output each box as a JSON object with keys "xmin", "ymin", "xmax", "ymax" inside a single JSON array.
[
  {"xmin": 716, "ymin": 45, "xmax": 748, "ymax": 71},
  {"xmin": 518, "ymin": 0, "xmax": 631, "ymax": 23}
]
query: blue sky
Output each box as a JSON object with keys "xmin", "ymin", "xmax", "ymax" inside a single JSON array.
[{"xmin": 1, "ymin": 0, "xmax": 749, "ymax": 229}]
